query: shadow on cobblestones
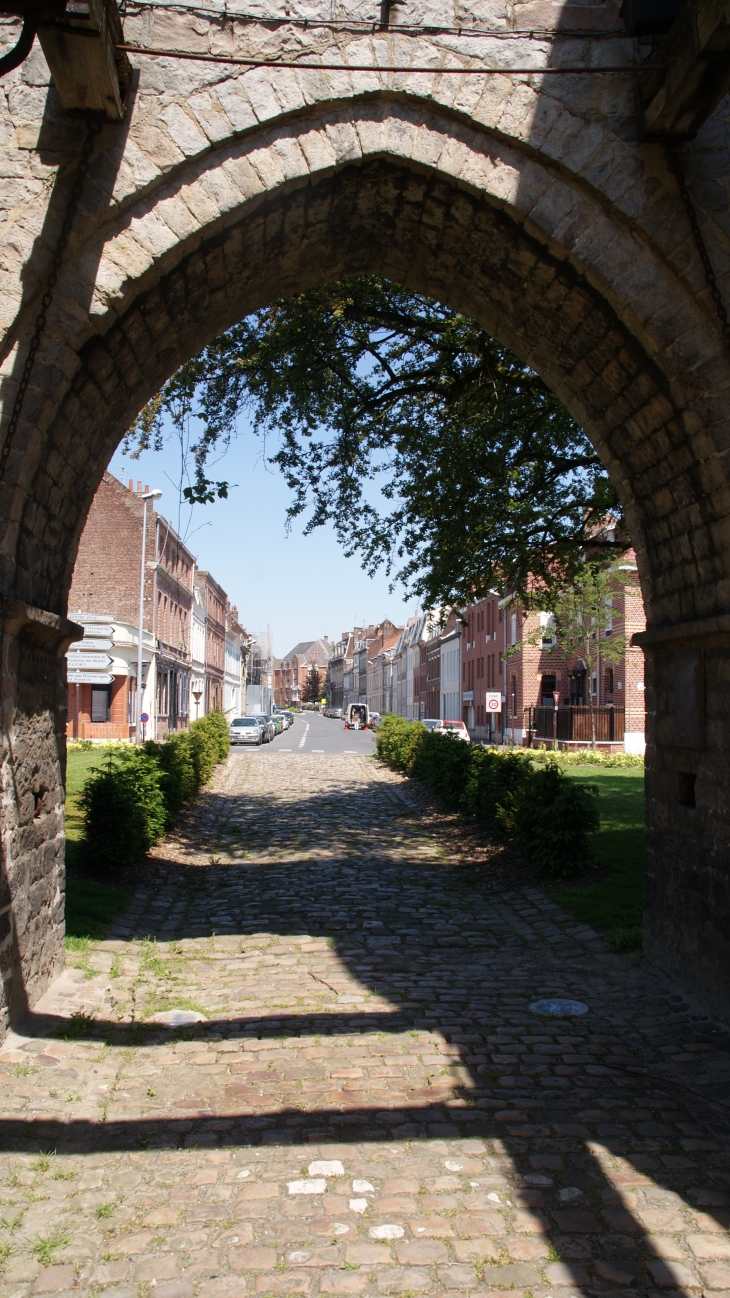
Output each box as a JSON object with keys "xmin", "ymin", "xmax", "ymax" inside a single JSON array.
[{"xmin": 1, "ymin": 756, "xmax": 729, "ymax": 1294}]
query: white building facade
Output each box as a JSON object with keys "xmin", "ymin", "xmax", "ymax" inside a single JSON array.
[
  {"xmin": 224, "ymin": 632, "xmax": 242, "ymax": 717},
  {"xmin": 440, "ymin": 628, "xmax": 462, "ymax": 721},
  {"xmin": 190, "ymin": 594, "xmax": 207, "ymax": 721}
]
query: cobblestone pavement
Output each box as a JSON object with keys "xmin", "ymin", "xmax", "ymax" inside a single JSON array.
[{"xmin": 0, "ymin": 752, "xmax": 729, "ymax": 1298}]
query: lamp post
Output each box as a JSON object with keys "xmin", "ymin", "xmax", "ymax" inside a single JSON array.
[{"xmin": 136, "ymin": 488, "xmax": 162, "ymax": 743}]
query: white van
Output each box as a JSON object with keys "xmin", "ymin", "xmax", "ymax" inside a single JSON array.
[{"xmin": 344, "ymin": 703, "xmax": 370, "ymax": 730}]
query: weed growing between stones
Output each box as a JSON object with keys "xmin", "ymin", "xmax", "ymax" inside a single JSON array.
[{"xmin": 32, "ymin": 1227, "xmax": 69, "ymax": 1265}]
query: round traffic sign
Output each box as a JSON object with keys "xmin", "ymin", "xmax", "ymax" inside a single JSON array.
[
  {"xmin": 140, "ymin": 712, "xmax": 149, "ymax": 723},
  {"xmin": 486, "ymin": 696, "xmax": 501, "ymax": 712}
]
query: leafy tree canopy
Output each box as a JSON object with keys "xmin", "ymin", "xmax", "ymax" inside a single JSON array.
[{"xmin": 125, "ymin": 276, "xmax": 627, "ymax": 607}]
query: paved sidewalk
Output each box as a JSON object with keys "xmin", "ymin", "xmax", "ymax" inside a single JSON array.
[{"xmin": 0, "ymin": 752, "xmax": 728, "ymax": 1298}]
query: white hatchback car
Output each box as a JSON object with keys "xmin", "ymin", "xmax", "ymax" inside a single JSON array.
[
  {"xmin": 229, "ymin": 717, "xmax": 264, "ymax": 745},
  {"xmin": 434, "ymin": 719, "xmax": 471, "ymax": 742}
]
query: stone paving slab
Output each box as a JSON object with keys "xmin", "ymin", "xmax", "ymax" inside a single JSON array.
[{"xmin": 0, "ymin": 752, "xmax": 728, "ymax": 1297}]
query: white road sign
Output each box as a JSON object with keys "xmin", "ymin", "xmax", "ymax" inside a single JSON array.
[
  {"xmin": 68, "ymin": 672, "xmax": 114, "ymax": 685},
  {"xmin": 77, "ymin": 614, "xmax": 115, "ymax": 623},
  {"xmin": 66, "ymin": 653, "xmax": 113, "ymax": 670},
  {"xmin": 77, "ymin": 623, "xmax": 114, "ymax": 637},
  {"xmin": 485, "ymin": 692, "xmax": 502, "ymax": 713},
  {"xmin": 68, "ymin": 638, "xmax": 113, "ymax": 651}
]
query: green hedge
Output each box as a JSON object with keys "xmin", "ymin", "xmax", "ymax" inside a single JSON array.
[
  {"xmin": 376, "ymin": 715, "xmax": 598, "ymax": 876},
  {"xmin": 78, "ymin": 711, "xmax": 229, "ymax": 874}
]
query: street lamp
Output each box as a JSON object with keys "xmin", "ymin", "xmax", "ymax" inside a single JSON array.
[{"xmin": 136, "ymin": 488, "xmax": 162, "ymax": 743}]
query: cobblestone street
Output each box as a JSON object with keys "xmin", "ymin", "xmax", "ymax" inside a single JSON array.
[{"xmin": 0, "ymin": 752, "xmax": 728, "ymax": 1298}]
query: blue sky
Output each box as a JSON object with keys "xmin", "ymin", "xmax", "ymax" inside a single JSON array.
[{"xmin": 108, "ymin": 413, "xmax": 415, "ymax": 658}]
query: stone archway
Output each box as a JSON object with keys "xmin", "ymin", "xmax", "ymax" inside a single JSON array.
[{"xmin": 1, "ymin": 22, "xmax": 729, "ymax": 1033}]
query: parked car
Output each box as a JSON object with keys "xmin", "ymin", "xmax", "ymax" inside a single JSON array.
[
  {"xmin": 281, "ymin": 711, "xmax": 294, "ymax": 727},
  {"xmin": 369, "ymin": 711, "xmax": 382, "ymax": 730},
  {"xmin": 253, "ymin": 714, "xmax": 275, "ymax": 742},
  {"xmin": 434, "ymin": 718, "xmax": 471, "ymax": 742},
  {"xmin": 332, "ymin": 707, "xmax": 342, "ymax": 720},
  {"xmin": 229, "ymin": 717, "xmax": 264, "ymax": 745}
]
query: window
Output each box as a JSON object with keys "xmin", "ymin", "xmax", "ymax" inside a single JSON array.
[
  {"xmin": 91, "ymin": 687, "xmax": 110, "ymax": 723},
  {"xmin": 539, "ymin": 612, "xmax": 555, "ymax": 647},
  {"xmin": 511, "ymin": 674, "xmax": 518, "ymax": 718},
  {"xmin": 606, "ymin": 667, "xmax": 614, "ymax": 694},
  {"xmin": 604, "ymin": 599, "xmax": 613, "ymax": 635},
  {"xmin": 541, "ymin": 674, "xmax": 557, "ymax": 706},
  {"xmin": 510, "ymin": 612, "xmax": 517, "ymax": 646},
  {"xmin": 499, "ymin": 652, "xmax": 503, "ymax": 677}
]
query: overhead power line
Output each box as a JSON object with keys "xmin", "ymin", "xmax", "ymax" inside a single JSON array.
[{"xmin": 117, "ymin": 43, "xmax": 655, "ymax": 73}]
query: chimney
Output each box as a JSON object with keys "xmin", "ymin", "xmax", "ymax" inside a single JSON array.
[
  {"xmin": 137, "ymin": 481, "xmax": 142, "ymax": 492},
  {"xmin": 128, "ymin": 479, "xmax": 133, "ymax": 491},
  {"xmin": 145, "ymin": 484, "xmax": 149, "ymax": 494}
]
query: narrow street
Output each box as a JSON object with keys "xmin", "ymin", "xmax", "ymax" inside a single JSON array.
[{"xmin": 0, "ymin": 751, "xmax": 728, "ymax": 1298}]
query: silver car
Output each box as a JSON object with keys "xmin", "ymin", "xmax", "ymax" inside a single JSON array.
[
  {"xmin": 230, "ymin": 717, "xmax": 264, "ymax": 746},
  {"xmin": 253, "ymin": 714, "xmax": 275, "ymax": 742}
]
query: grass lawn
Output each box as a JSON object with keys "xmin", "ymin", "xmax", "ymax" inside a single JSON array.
[
  {"xmin": 552, "ymin": 766, "xmax": 645, "ymax": 951},
  {"xmin": 65, "ymin": 747, "xmax": 130, "ymax": 947}
]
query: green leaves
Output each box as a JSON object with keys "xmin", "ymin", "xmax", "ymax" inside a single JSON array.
[{"xmin": 128, "ymin": 276, "xmax": 627, "ymax": 605}]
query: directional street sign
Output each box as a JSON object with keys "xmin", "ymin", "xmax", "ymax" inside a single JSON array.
[
  {"xmin": 68, "ymin": 672, "xmax": 114, "ymax": 685},
  {"xmin": 66, "ymin": 653, "xmax": 113, "ymax": 670},
  {"xmin": 68, "ymin": 638, "xmax": 113, "ymax": 651},
  {"xmin": 77, "ymin": 624, "xmax": 114, "ymax": 637}
]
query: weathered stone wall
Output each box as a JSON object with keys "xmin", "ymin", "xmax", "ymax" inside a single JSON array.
[
  {"xmin": 0, "ymin": 0, "xmax": 729, "ymax": 1028},
  {"xmin": 0, "ymin": 604, "xmax": 77, "ymax": 1037}
]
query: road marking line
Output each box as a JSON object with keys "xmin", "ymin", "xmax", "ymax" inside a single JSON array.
[
  {"xmin": 298, "ymin": 723, "xmax": 309, "ymax": 750},
  {"xmin": 311, "ymin": 749, "xmax": 324, "ymax": 752}
]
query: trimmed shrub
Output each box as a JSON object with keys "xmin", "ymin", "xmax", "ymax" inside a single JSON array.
[
  {"xmin": 411, "ymin": 731, "xmax": 472, "ymax": 811},
  {"xmin": 375, "ymin": 726, "xmax": 601, "ymax": 875},
  {"xmin": 462, "ymin": 747, "xmax": 534, "ymax": 830},
  {"xmin": 78, "ymin": 711, "xmax": 230, "ymax": 873},
  {"xmin": 78, "ymin": 747, "xmax": 168, "ymax": 871},
  {"xmin": 511, "ymin": 760, "xmax": 599, "ymax": 877},
  {"xmin": 375, "ymin": 715, "xmax": 425, "ymax": 771},
  {"xmin": 189, "ymin": 710, "xmax": 229, "ymax": 784},
  {"xmin": 143, "ymin": 731, "xmax": 197, "ymax": 825}
]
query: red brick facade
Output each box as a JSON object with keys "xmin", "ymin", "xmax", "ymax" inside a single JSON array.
[
  {"xmin": 68, "ymin": 473, "xmax": 158, "ymax": 740},
  {"xmin": 68, "ymin": 473, "xmax": 196, "ymax": 739},
  {"xmin": 195, "ymin": 570, "xmax": 227, "ymax": 714},
  {"xmin": 460, "ymin": 595, "xmax": 504, "ymax": 737}
]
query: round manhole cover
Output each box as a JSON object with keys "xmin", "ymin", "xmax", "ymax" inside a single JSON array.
[{"xmin": 529, "ymin": 998, "xmax": 588, "ymax": 1017}]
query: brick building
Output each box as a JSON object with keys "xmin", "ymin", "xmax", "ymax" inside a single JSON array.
[
  {"xmin": 68, "ymin": 472, "xmax": 249, "ymax": 737},
  {"xmin": 68, "ymin": 473, "xmax": 194, "ymax": 740},
  {"xmin": 497, "ymin": 560, "xmax": 646, "ymax": 752},
  {"xmin": 274, "ymin": 638, "xmax": 330, "ymax": 708},
  {"xmin": 154, "ymin": 513, "xmax": 195, "ymax": 735},
  {"xmin": 367, "ymin": 633, "xmax": 401, "ymax": 715},
  {"xmin": 194, "ymin": 570, "xmax": 227, "ymax": 714},
  {"xmin": 461, "ymin": 594, "xmax": 504, "ymax": 741}
]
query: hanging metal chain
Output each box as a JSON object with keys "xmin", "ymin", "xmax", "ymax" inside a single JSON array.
[
  {"xmin": 0, "ymin": 116, "xmax": 102, "ymax": 483},
  {"xmin": 666, "ymin": 145, "xmax": 730, "ymax": 353}
]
